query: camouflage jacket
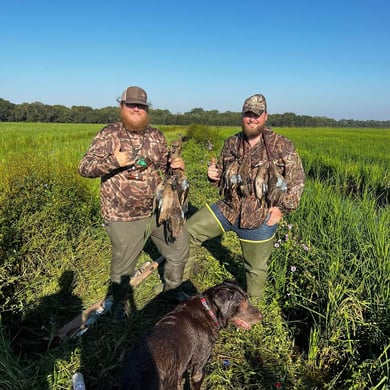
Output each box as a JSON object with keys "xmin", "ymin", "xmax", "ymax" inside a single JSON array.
[
  {"xmin": 215, "ymin": 128, "xmax": 305, "ymax": 229},
  {"xmin": 78, "ymin": 122, "xmax": 169, "ymax": 222}
]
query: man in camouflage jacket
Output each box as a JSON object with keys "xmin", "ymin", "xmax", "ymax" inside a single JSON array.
[
  {"xmin": 78, "ymin": 86, "xmax": 189, "ymax": 318},
  {"xmin": 183, "ymin": 94, "xmax": 305, "ymax": 299}
]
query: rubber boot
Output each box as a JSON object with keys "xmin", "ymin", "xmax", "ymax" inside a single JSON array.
[
  {"xmin": 182, "ymin": 206, "xmax": 224, "ymax": 283},
  {"xmin": 240, "ymin": 236, "xmax": 275, "ymax": 299},
  {"xmin": 158, "ymin": 260, "xmax": 189, "ymax": 303},
  {"xmin": 163, "ymin": 261, "xmax": 184, "ymax": 290},
  {"xmin": 111, "ymin": 275, "xmax": 130, "ymax": 320}
]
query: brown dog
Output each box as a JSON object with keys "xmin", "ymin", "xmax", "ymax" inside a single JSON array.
[{"xmin": 120, "ymin": 280, "xmax": 262, "ymax": 390}]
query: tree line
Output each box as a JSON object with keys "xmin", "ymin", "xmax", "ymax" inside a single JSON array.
[{"xmin": 0, "ymin": 98, "xmax": 389, "ymax": 128}]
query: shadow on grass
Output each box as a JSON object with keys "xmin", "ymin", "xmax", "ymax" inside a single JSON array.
[
  {"xmin": 62, "ymin": 203, "xmax": 254, "ymax": 389},
  {"xmin": 78, "ymin": 282, "xmax": 198, "ymax": 389},
  {"xmin": 2, "ymin": 270, "xmax": 83, "ymax": 389}
]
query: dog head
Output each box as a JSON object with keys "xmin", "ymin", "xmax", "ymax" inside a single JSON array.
[{"xmin": 204, "ymin": 280, "xmax": 262, "ymax": 330}]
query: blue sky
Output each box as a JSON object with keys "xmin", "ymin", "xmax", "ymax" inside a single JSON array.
[{"xmin": 1, "ymin": 0, "xmax": 389, "ymax": 120}]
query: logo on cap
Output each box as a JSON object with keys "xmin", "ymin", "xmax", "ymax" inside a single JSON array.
[{"xmin": 120, "ymin": 86, "xmax": 148, "ymax": 106}]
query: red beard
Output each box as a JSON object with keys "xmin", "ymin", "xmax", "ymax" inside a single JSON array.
[{"xmin": 120, "ymin": 109, "xmax": 149, "ymax": 132}]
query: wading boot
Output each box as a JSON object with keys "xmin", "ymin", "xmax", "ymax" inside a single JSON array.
[
  {"xmin": 182, "ymin": 206, "xmax": 224, "ymax": 288},
  {"xmin": 111, "ymin": 275, "xmax": 130, "ymax": 320},
  {"xmin": 240, "ymin": 236, "xmax": 275, "ymax": 299},
  {"xmin": 160, "ymin": 286, "xmax": 190, "ymax": 304},
  {"xmin": 162, "ymin": 262, "xmax": 190, "ymax": 304}
]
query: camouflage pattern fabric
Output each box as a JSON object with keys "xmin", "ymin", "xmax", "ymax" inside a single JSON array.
[
  {"xmin": 216, "ymin": 128, "xmax": 305, "ymax": 229},
  {"xmin": 78, "ymin": 122, "xmax": 169, "ymax": 221}
]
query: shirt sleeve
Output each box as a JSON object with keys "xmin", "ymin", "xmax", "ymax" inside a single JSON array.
[
  {"xmin": 280, "ymin": 148, "xmax": 305, "ymax": 212},
  {"xmin": 78, "ymin": 126, "xmax": 121, "ymax": 178}
]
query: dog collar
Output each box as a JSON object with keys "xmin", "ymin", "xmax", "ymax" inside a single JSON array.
[{"xmin": 199, "ymin": 294, "xmax": 221, "ymax": 329}]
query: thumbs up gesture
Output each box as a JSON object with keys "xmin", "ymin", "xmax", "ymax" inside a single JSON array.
[
  {"xmin": 114, "ymin": 146, "xmax": 135, "ymax": 167},
  {"xmin": 208, "ymin": 157, "xmax": 220, "ymax": 181}
]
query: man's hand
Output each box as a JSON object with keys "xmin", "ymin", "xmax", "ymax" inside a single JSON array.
[
  {"xmin": 208, "ymin": 157, "xmax": 220, "ymax": 181},
  {"xmin": 267, "ymin": 207, "xmax": 283, "ymax": 226},
  {"xmin": 114, "ymin": 147, "xmax": 136, "ymax": 167},
  {"xmin": 170, "ymin": 157, "xmax": 185, "ymax": 170}
]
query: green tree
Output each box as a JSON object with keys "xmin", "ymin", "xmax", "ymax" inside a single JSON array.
[{"xmin": 0, "ymin": 98, "xmax": 15, "ymax": 121}]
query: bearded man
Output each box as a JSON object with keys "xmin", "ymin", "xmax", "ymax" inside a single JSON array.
[
  {"xmin": 182, "ymin": 94, "xmax": 305, "ymax": 300},
  {"xmin": 79, "ymin": 86, "xmax": 189, "ymax": 319}
]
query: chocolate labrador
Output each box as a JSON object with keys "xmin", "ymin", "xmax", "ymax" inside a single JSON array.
[{"xmin": 120, "ymin": 280, "xmax": 262, "ymax": 389}]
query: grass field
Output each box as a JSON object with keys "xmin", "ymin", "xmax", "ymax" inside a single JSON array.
[{"xmin": 0, "ymin": 123, "xmax": 389, "ymax": 389}]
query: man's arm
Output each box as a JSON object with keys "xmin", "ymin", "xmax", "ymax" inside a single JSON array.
[{"xmin": 78, "ymin": 127, "xmax": 121, "ymax": 178}]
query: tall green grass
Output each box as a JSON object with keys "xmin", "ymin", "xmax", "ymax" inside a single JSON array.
[
  {"xmin": 270, "ymin": 179, "xmax": 390, "ymax": 387},
  {"xmin": 280, "ymin": 128, "xmax": 390, "ymax": 206},
  {"xmin": 0, "ymin": 123, "xmax": 389, "ymax": 389}
]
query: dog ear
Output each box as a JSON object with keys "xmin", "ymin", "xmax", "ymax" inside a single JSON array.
[
  {"xmin": 221, "ymin": 280, "xmax": 247, "ymax": 299},
  {"xmin": 209, "ymin": 282, "xmax": 246, "ymax": 327},
  {"xmin": 214, "ymin": 281, "xmax": 245, "ymax": 303}
]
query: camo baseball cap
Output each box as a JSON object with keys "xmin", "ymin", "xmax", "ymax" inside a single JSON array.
[
  {"xmin": 242, "ymin": 94, "xmax": 267, "ymax": 116},
  {"xmin": 120, "ymin": 86, "xmax": 148, "ymax": 106}
]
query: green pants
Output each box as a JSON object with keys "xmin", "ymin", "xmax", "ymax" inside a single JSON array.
[
  {"xmin": 184, "ymin": 205, "xmax": 275, "ymax": 298},
  {"xmin": 105, "ymin": 215, "xmax": 189, "ymax": 291}
]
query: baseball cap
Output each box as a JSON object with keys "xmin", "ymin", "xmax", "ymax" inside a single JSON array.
[
  {"xmin": 242, "ymin": 94, "xmax": 267, "ymax": 116},
  {"xmin": 120, "ymin": 86, "xmax": 148, "ymax": 106}
]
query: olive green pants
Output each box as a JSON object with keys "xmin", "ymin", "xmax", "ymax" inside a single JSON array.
[
  {"xmin": 184, "ymin": 205, "xmax": 275, "ymax": 298},
  {"xmin": 105, "ymin": 215, "xmax": 189, "ymax": 292}
]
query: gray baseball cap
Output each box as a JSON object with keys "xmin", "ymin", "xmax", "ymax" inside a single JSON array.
[
  {"xmin": 120, "ymin": 86, "xmax": 148, "ymax": 106},
  {"xmin": 242, "ymin": 94, "xmax": 267, "ymax": 115}
]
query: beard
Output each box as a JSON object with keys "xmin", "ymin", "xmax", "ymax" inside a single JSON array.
[
  {"xmin": 120, "ymin": 109, "xmax": 149, "ymax": 132},
  {"xmin": 242, "ymin": 122, "xmax": 266, "ymax": 139}
]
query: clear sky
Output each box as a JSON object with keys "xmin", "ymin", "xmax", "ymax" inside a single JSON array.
[{"xmin": 1, "ymin": 0, "xmax": 389, "ymax": 120}]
